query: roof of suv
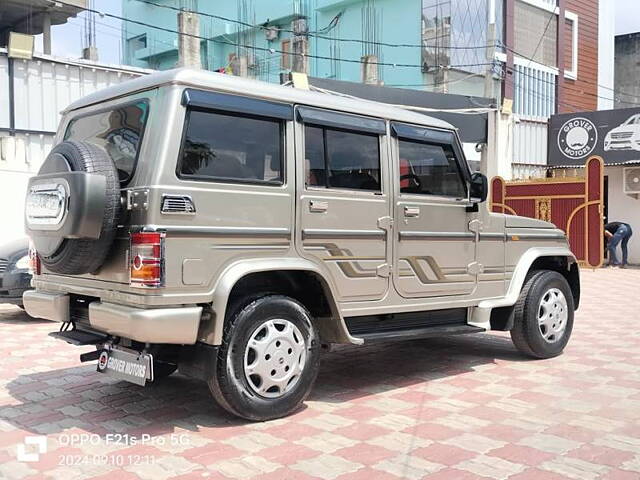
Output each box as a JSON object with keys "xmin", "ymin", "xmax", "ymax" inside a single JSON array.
[{"xmin": 64, "ymin": 68, "xmax": 456, "ymax": 132}]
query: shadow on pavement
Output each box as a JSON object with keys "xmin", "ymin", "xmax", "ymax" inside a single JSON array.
[
  {"xmin": 2, "ymin": 331, "xmax": 526, "ymax": 436},
  {"xmin": 0, "ymin": 306, "xmax": 50, "ymax": 325}
]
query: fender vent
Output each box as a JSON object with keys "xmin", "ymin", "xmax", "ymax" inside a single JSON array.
[{"xmin": 161, "ymin": 194, "xmax": 196, "ymax": 214}]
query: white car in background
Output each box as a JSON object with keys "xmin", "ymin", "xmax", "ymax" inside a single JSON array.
[{"xmin": 604, "ymin": 114, "xmax": 640, "ymax": 151}]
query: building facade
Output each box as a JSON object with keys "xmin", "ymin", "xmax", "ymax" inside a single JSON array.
[
  {"xmin": 614, "ymin": 32, "xmax": 640, "ymax": 109},
  {"xmin": 0, "ymin": 49, "xmax": 148, "ymax": 243},
  {"xmin": 120, "ymin": 0, "xmax": 605, "ymax": 178}
]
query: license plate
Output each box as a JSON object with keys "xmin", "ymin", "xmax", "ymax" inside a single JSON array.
[{"xmin": 97, "ymin": 348, "xmax": 154, "ymax": 386}]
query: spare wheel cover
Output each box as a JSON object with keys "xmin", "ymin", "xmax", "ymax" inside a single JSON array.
[{"xmin": 26, "ymin": 141, "xmax": 121, "ymax": 275}]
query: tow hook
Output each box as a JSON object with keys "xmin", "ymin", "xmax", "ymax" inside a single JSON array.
[
  {"xmin": 80, "ymin": 350, "xmax": 101, "ymax": 363},
  {"xmin": 80, "ymin": 339, "xmax": 114, "ymax": 363}
]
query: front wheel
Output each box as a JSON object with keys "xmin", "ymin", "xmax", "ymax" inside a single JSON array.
[
  {"xmin": 209, "ymin": 295, "xmax": 320, "ymax": 421},
  {"xmin": 510, "ymin": 270, "xmax": 574, "ymax": 359}
]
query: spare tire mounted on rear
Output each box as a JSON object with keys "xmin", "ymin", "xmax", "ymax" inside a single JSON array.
[{"xmin": 25, "ymin": 141, "xmax": 121, "ymax": 275}]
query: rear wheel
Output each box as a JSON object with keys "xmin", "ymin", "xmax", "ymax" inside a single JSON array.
[
  {"xmin": 209, "ymin": 295, "xmax": 320, "ymax": 421},
  {"xmin": 510, "ymin": 270, "xmax": 574, "ymax": 359}
]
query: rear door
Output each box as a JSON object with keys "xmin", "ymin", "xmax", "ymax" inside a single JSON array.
[
  {"xmin": 391, "ymin": 122, "xmax": 478, "ymax": 298},
  {"xmin": 46, "ymin": 91, "xmax": 155, "ymax": 285},
  {"xmin": 295, "ymin": 107, "xmax": 391, "ymax": 302}
]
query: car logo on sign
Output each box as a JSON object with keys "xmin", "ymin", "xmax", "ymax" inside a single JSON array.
[
  {"xmin": 557, "ymin": 117, "xmax": 598, "ymax": 159},
  {"xmin": 97, "ymin": 351, "xmax": 109, "ymax": 371}
]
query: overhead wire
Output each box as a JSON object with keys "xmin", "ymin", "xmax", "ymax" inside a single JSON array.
[
  {"xmin": 523, "ymin": 7, "xmax": 556, "ymax": 70},
  {"xmin": 503, "ymin": 43, "xmax": 640, "ymax": 106},
  {"xmin": 54, "ymin": 0, "xmax": 640, "ymax": 110},
  {"xmin": 52, "ymin": 0, "xmax": 495, "ymax": 70},
  {"xmin": 130, "ymin": 0, "xmax": 495, "ymax": 50},
  {"xmin": 505, "ymin": 58, "xmax": 640, "ymax": 108}
]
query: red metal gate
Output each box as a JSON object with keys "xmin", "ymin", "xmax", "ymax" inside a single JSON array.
[{"xmin": 491, "ymin": 156, "xmax": 604, "ymax": 268}]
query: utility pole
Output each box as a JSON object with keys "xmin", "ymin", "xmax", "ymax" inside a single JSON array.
[
  {"xmin": 291, "ymin": 18, "xmax": 308, "ymax": 74},
  {"xmin": 484, "ymin": 0, "xmax": 497, "ymax": 100},
  {"xmin": 81, "ymin": 0, "xmax": 98, "ymax": 61},
  {"xmin": 178, "ymin": 10, "xmax": 201, "ymax": 69},
  {"xmin": 361, "ymin": 55, "xmax": 379, "ymax": 85},
  {"xmin": 42, "ymin": 10, "xmax": 52, "ymax": 55},
  {"xmin": 482, "ymin": 0, "xmax": 513, "ymax": 180}
]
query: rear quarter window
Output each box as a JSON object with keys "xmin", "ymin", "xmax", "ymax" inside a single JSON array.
[
  {"xmin": 178, "ymin": 109, "xmax": 284, "ymax": 185},
  {"xmin": 63, "ymin": 100, "xmax": 149, "ymax": 183}
]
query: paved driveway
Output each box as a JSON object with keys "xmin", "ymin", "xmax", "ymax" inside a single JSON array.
[{"xmin": 1, "ymin": 268, "xmax": 639, "ymax": 480}]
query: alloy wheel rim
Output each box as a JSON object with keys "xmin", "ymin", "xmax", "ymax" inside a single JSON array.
[
  {"xmin": 537, "ymin": 288, "xmax": 568, "ymax": 343},
  {"xmin": 243, "ymin": 319, "xmax": 306, "ymax": 398}
]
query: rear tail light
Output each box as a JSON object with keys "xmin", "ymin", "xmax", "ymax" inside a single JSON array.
[
  {"xmin": 129, "ymin": 232, "xmax": 165, "ymax": 288},
  {"xmin": 28, "ymin": 241, "xmax": 41, "ymax": 275}
]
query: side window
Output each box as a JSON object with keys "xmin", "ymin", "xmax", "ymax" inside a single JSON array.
[
  {"xmin": 304, "ymin": 125, "xmax": 381, "ymax": 191},
  {"xmin": 398, "ymin": 139, "xmax": 467, "ymax": 198},
  {"xmin": 179, "ymin": 109, "xmax": 283, "ymax": 185}
]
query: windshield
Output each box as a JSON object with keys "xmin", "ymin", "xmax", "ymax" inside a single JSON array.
[{"xmin": 64, "ymin": 100, "xmax": 149, "ymax": 183}]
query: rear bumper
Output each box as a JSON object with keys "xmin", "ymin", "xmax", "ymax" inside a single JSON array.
[{"xmin": 23, "ymin": 290, "xmax": 202, "ymax": 344}]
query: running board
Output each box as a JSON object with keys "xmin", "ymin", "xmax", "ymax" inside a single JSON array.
[
  {"xmin": 357, "ymin": 325, "xmax": 485, "ymax": 343},
  {"xmin": 49, "ymin": 329, "xmax": 107, "ymax": 346}
]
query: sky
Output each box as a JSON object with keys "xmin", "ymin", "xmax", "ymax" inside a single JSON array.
[
  {"xmin": 34, "ymin": 0, "xmax": 123, "ymax": 64},
  {"xmin": 615, "ymin": 0, "xmax": 640, "ymax": 36},
  {"xmin": 32, "ymin": 0, "xmax": 640, "ymax": 66}
]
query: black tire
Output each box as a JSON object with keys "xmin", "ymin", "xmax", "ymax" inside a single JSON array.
[
  {"xmin": 209, "ymin": 295, "xmax": 320, "ymax": 421},
  {"xmin": 510, "ymin": 270, "xmax": 574, "ymax": 359},
  {"xmin": 35, "ymin": 141, "xmax": 120, "ymax": 275}
]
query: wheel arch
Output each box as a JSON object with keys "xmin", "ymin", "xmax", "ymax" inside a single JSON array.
[
  {"xmin": 199, "ymin": 258, "xmax": 360, "ymax": 346},
  {"xmin": 528, "ymin": 255, "xmax": 580, "ymax": 309},
  {"xmin": 473, "ymin": 246, "xmax": 580, "ymax": 330}
]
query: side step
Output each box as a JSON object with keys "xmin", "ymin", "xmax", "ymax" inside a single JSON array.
[
  {"xmin": 345, "ymin": 308, "xmax": 484, "ymax": 343},
  {"xmin": 49, "ymin": 329, "xmax": 107, "ymax": 346},
  {"xmin": 357, "ymin": 324, "xmax": 485, "ymax": 343}
]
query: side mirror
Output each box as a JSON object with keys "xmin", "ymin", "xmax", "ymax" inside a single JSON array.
[{"xmin": 469, "ymin": 172, "xmax": 488, "ymax": 204}]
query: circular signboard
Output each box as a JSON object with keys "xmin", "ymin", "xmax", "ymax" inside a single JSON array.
[{"xmin": 557, "ymin": 117, "xmax": 598, "ymax": 159}]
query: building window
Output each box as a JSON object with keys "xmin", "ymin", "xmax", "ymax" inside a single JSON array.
[
  {"xmin": 421, "ymin": 0, "xmax": 503, "ymax": 75},
  {"xmin": 281, "ymin": 39, "xmax": 291, "ymax": 70},
  {"xmin": 564, "ymin": 11, "xmax": 579, "ymax": 79},
  {"xmin": 514, "ymin": 1, "xmax": 558, "ymax": 68},
  {"xmin": 127, "ymin": 34, "xmax": 147, "ymax": 55},
  {"xmin": 304, "ymin": 126, "xmax": 381, "ymax": 191},
  {"xmin": 513, "ymin": 64, "xmax": 556, "ymax": 118}
]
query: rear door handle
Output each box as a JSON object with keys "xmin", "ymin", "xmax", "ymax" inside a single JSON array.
[
  {"xmin": 309, "ymin": 200, "xmax": 328, "ymax": 213},
  {"xmin": 404, "ymin": 206, "xmax": 420, "ymax": 217}
]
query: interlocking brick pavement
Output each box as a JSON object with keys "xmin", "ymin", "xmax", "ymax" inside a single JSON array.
[{"xmin": 1, "ymin": 267, "xmax": 639, "ymax": 479}]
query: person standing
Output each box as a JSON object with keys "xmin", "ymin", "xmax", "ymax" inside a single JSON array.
[{"xmin": 605, "ymin": 221, "xmax": 633, "ymax": 267}]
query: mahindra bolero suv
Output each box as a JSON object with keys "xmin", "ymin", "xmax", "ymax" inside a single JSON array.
[{"xmin": 23, "ymin": 69, "xmax": 580, "ymax": 421}]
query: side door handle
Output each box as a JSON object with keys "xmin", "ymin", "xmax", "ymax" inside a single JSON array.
[
  {"xmin": 309, "ymin": 200, "xmax": 328, "ymax": 213},
  {"xmin": 404, "ymin": 206, "xmax": 420, "ymax": 218}
]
